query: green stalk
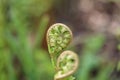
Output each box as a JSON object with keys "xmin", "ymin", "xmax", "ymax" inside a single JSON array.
[{"xmin": 34, "ymin": 15, "xmax": 49, "ymax": 48}]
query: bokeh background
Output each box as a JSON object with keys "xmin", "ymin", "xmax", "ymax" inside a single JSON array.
[{"xmin": 0, "ymin": 0, "xmax": 120, "ymax": 80}]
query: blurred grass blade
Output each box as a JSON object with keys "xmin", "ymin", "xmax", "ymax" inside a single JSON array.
[
  {"xmin": 77, "ymin": 34, "xmax": 105, "ymax": 80},
  {"xmin": 96, "ymin": 64, "xmax": 114, "ymax": 80},
  {"xmin": 34, "ymin": 15, "xmax": 49, "ymax": 48},
  {"xmin": 6, "ymin": 50, "xmax": 17, "ymax": 80}
]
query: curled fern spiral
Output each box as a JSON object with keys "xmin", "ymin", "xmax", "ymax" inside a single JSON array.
[
  {"xmin": 55, "ymin": 50, "xmax": 79, "ymax": 80},
  {"xmin": 47, "ymin": 23, "xmax": 79, "ymax": 80},
  {"xmin": 47, "ymin": 23, "xmax": 72, "ymax": 54}
]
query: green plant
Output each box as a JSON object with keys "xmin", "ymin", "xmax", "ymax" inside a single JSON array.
[
  {"xmin": 47, "ymin": 23, "xmax": 79, "ymax": 80},
  {"xmin": 0, "ymin": 0, "xmax": 54, "ymax": 80}
]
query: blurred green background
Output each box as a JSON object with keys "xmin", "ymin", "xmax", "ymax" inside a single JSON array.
[{"xmin": 0, "ymin": 0, "xmax": 120, "ymax": 80}]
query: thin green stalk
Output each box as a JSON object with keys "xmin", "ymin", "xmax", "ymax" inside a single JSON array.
[
  {"xmin": 6, "ymin": 50, "xmax": 17, "ymax": 80},
  {"xmin": 34, "ymin": 15, "xmax": 49, "ymax": 48}
]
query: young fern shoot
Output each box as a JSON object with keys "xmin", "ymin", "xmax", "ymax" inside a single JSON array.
[
  {"xmin": 55, "ymin": 50, "xmax": 79, "ymax": 80},
  {"xmin": 47, "ymin": 23, "xmax": 79, "ymax": 80},
  {"xmin": 47, "ymin": 23, "xmax": 73, "ymax": 66}
]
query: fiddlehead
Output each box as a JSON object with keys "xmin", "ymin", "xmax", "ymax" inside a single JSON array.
[
  {"xmin": 55, "ymin": 50, "xmax": 79, "ymax": 80},
  {"xmin": 47, "ymin": 23, "xmax": 73, "ymax": 66},
  {"xmin": 47, "ymin": 23, "xmax": 79, "ymax": 80}
]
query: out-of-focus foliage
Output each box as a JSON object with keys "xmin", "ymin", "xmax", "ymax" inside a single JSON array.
[
  {"xmin": 10, "ymin": 0, "xmax": 53, "ymax": 16},
  {"xmin": 0, "ymin": 0, "xmax": 120, "ymax": 80},
  {"xmin": 34, "ymin": 49, "xmax": 54, "ymax": 80},
  {"xmin": 0, "ymin": 0, "xmax": 54, "ymax": 80},
  {"xmin": 76, "ymin": 35, "xmax": 115, "ymax": 80}
]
